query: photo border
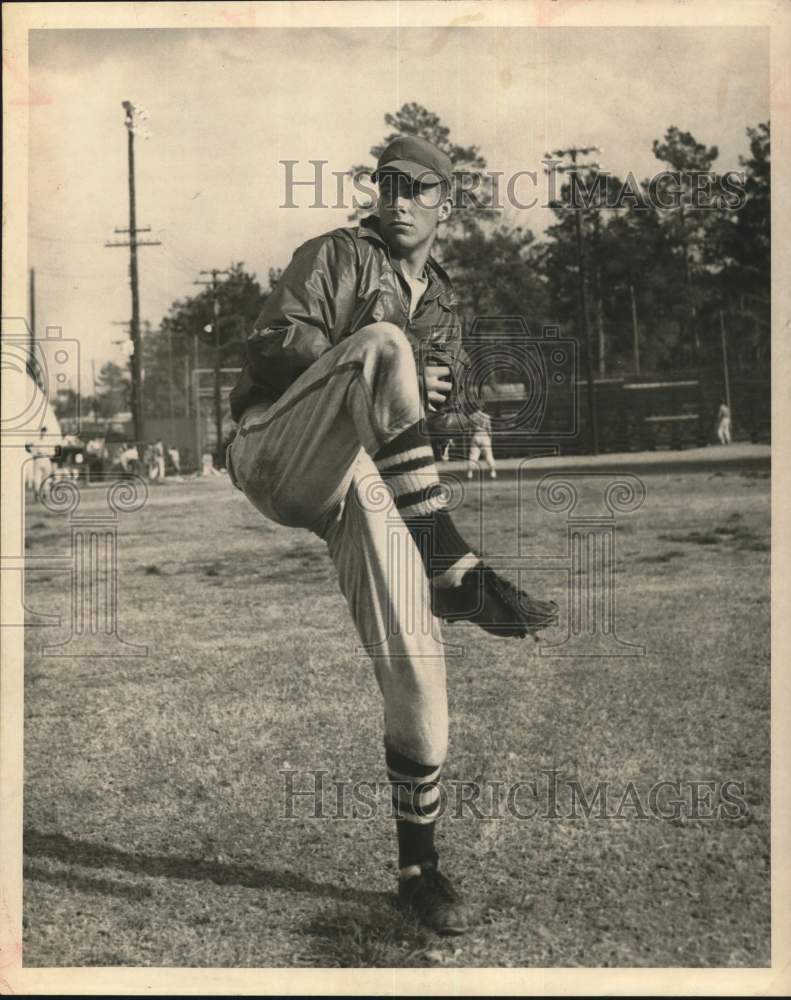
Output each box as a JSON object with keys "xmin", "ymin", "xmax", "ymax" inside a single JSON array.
[{"xmin": 2, "ymin": 1, "xmax": 789, "ymax": 994}]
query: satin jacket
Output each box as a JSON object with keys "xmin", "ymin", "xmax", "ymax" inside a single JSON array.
[{"xmin": 229, "ymin": 216, "xmax": 473, "ymax": 424}]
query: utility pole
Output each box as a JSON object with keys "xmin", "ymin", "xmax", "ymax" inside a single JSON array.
[
  {"xmin": 183, "ymin": 356, "xmax": 190, "ymax": 419},
  {"xmin": 106, "ymin": 101, "xmax": 160, "ymax": 445},
  {"xmin": 591, "ymin": 211, "xmax": 606, "ymax": 377},
  {"xmin": 679, "ymin": 202, "xmax": 699, "ymax": 365},
  {"xmin": 548, "ymin": 146, "xmax": 601, "ymax": 455},
  {"xmin": 629, "ymin": 283, "xmax": 641, "ymax": 376},
  {"xmin": 193, "ymin": 268, "xmax": 232, "ymax": 464},
  {"xmin": 193, "ymin": 335, "xmax": 200, "ymax": 420},
  {"xmin": 719, "ymin": 310, "xmax": 731, "ymax": 412},
  {"xmin": 90, "ymin": 359, "xmax": 98, "ymax": 420},
  {"xmin": 166, "ymin": 326, "xmax": 176, "ymax": 441}
]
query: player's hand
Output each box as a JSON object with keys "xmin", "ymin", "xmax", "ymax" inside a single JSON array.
[{"xmin": 424, "ymin": 364, "xmax": 453, "ymax": 411}]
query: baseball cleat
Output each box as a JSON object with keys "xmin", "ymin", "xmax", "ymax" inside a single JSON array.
[
  {"xmin": 398, "ymin": 854, "xmax": 470, "ymax": 935},
  {"xmin": 432, "ymin": 561, "xmax": 559, "ymax": 639}
]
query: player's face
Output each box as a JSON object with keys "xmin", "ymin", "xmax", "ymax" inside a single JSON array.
[{"xmin": 377, "ymin": 172, "xmax": 452, "ymax": 255}]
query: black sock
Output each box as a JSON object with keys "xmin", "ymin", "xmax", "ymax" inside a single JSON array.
[
  {"xmin": 409, "ymin": 508, "xmax": 473, "ymax": 580},
  {"xmin": 374, "ymin": 423, "xmax": 473, "ymax": 579},
  {"xmin": 386, "ymin": 747, "xmax": 441, "ymax": 874}
]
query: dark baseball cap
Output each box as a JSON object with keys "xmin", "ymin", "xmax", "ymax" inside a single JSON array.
[{"xmin": 373, "ymin": 136, "xmax": 453, "ymax": 188}]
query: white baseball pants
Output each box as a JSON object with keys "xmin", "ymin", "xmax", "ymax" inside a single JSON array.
[{"xmin": 228, "ymin": 325, "xmax": 449, "ymax": 765}]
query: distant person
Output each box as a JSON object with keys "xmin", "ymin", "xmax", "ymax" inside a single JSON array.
[
  {"xmin": 201, "ymin": 451, "xmax": 221, "ymax": 477},
  {"xmin": 31, "ymin": 427, "xmax": 55, "ymax": 501},
  {"xmin": 717, "ymin": 402, "xmax": 732, "ymax": 445},
  {"xmin": 466, "ymin": 409, "xmax": 496, "ymax": 480},
  {"xmin": 168, "ymin": 446, "xmax": 181, "ymax": 476},
  {"xmin": 120, "ymin": 442, "xmax": 139, "ymax": 474},
  {"xmin": 86, "ymin": 438, "xmax": 105, "ymax": 478},
  {"xmin": 61, "ymin": 432, "xmax": 83, "ymax": 479},
  {"xmin": 152, "ymin": 438, "xmax": 166, "ymax": 480}
]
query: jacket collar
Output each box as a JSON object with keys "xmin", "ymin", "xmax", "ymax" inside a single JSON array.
[{"xmin": 357, "ymin": 215, "xmax": 457, "ymax": 307}]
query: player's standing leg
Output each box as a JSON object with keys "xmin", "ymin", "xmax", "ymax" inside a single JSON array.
[
  {"xmin": 466, "ymin": 441, "xmax": 480, "ymax": 480},
  {"xmin": 482, "ymin": 436, "xmax": 497, "ymax": 480}
]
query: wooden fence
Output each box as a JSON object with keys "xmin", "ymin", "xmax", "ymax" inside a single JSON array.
[{"xmin": 472, "ymin": 369, "xmax": 770, "ymax": 458}]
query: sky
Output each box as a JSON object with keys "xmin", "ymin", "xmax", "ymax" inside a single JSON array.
[{"xmin": 27, "ymin": 26, "xmax": 769, "ymax": 394}]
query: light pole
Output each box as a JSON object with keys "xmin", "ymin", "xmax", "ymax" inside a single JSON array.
[
  {"xmin": 719, "ymin": 310, "xmax": 731, "ymax": 412},
  {"xmin": 123, "ymin": 100, "xmax": 143, "ymax": 444},
  {"xmin": 166, "ymin": 326, "xmax": 176, "ymax": 442},
  {"xmin": 193, "ymin": 268, "xmax": 232, "ymax": 464},
  {"xmin": 629, "ymin": 283, "xmax": 641, "ymax": 376},
  {"xmin": 548, "ymin": 146, "xmax": 602, "ymax": 455},
  {"xmin": 105, "ymin": 101, "xmax": 159, "ymax": 445}
]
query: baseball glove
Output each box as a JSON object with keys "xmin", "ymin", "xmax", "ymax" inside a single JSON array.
[{"xmin": 432, "ymin": 562, "xmax": 559, "ymax": 640}]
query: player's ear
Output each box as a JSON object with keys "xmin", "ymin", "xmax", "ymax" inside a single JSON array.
[{"xmin": 438, "ymin": 191, "xmax": 453, "ymax": 224}]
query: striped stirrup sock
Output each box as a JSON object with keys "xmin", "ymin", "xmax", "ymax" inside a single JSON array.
[
  {"xmin": 386, "ymin": 747, "xmax": 442, "ymax": 877},
  {"xmin": 374, "ymin": 422, "xmax": 473, "ymax": 579}
]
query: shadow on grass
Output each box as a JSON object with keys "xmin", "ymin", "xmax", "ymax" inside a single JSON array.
[
  {"xmin": 136, "ymin": 552, "xmax": 335, "ymax": 584},
  {"xmin": 658, "ymin": 530, "xmax": 722, "ymax": 545},
  {"xmin": 658, "ymin": 519, "xmax": 768, "ymax": 552},
  {"xmin": 23, "ymin": 862, "xmax": 154, "ymax": 901},
  {"xmin": 637, "ymin": 549, "xmax": 685, "ymax": 564},
  {"xmin": 24, "ymin": 829, "xmax": 387, "ymax": 906},
  {"xmin": 299, "ymin": 902, "xmax": 435, "ymax": 968}
]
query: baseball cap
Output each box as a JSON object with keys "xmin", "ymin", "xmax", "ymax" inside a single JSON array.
[{"xmin": 372, "ymin": 136, "xmax": 453, "ymax": 188}]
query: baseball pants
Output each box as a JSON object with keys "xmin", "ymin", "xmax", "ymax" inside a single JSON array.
[
  {"xmin": 228, "ymin": 324, "xmax": 449, "ymax": 766},
  {"xmin": 32, "ymin": 455, "xmax": 53, "ymax": 498},
  {"xmin": 468, "ymin": 434, "xmax": 495, "ymax": 470}
]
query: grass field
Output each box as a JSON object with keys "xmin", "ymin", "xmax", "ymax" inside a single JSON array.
[{"xmin": 22, "ymin": 461, "xmax": 771, "ymax": 967}]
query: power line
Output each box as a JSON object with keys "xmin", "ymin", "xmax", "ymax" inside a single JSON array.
[
  {"xmin": 30, "ymin": 231, "xmax": 109, "ymax": 245},
  {"xmin": 28, "ymin": 267, "xmax": 119, "ymax": 282}
]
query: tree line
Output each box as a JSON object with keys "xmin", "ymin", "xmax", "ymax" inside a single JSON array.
[{"xmin": 77, "ymin": 103, "xmax": 769, "ymax": 423}]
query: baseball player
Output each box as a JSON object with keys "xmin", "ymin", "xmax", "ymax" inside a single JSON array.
[
  {"xmin": 466, "ymin": 407, "xmax": 497, "ymax": 480},
  {"xmin": 29, "ymin": 427, "xmax": 55, "ymax": 502},
  {"xmin": 717, "ymin": 402, "xmax": 732, "ymax": 445},
  {"xmin": 151, "ymin": 438, "xmax": 166, "ymax": 480},
  {"xmin": 228, "ymin": 136, "xmax": 557, "ymax": 934}
]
